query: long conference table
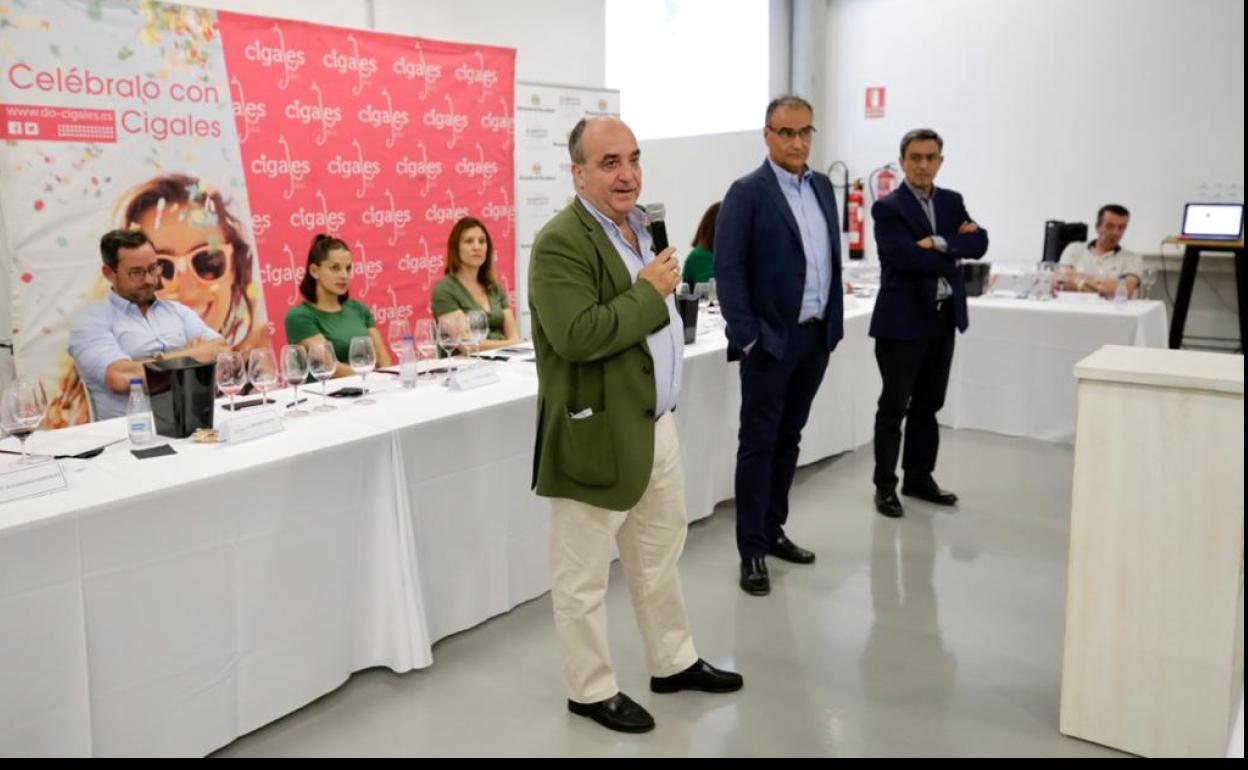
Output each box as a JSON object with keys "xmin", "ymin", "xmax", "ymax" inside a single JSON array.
[{"xmin": 0, "ymin": 296, "xmax": 1166, "ymax": 757}]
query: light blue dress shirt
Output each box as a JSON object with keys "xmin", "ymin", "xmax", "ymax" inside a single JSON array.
[
  {"xmin": 768, "ymin": 158, "xmax": 833, "ymax": 321},
  {"xmin": 904, "ymin": 180, "xmax": 953, "ymax": 300},
  {"xmin": 68, "ymin": 289, "xmax": 220, "ymax": 420},
  {"xmin": 577, "ymin": 196, "xmax": 683, "ymax": 417}
]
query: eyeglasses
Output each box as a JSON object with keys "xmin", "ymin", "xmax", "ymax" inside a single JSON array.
[
  {"xmin": 122, "ymin": 263, "xmax": 164, "ymax": 281},
  {"xmin": 766, "ymin": 125, "xmax": 817, "ymax": 141},
  {"xmin": 156, "ymin": 242, "xmax": 234, "ymax": 284}
]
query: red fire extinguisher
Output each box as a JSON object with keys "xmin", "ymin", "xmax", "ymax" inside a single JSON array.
[
  {"xmin": 869, "ymin": 163, "xmax": 899, "ymax": 202},
  {"xmin": 847, "ymin": 180, "xmax": 866, "ymax": 261}
]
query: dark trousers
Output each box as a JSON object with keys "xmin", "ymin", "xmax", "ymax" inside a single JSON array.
[
  {"xmin": 735, "ymin": 323, "xmax": 830, "ymax": 559},
  {"xmin": 873, "ymin": 303, "xmax": 956, "ymax": 490}
]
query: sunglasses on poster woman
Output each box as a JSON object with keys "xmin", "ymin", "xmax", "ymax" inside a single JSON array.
[{"xmin": 154, "ymin": 241, "xmax": 235, "ymax": 284}]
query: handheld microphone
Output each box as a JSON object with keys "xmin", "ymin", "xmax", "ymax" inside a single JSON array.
[{"xmin": 645, "ymin": 202, "xmax": 669, "ymax": 254}]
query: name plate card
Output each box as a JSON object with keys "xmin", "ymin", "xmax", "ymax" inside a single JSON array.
[
  {"xmin": 220, "ymin": 405, "xmax": 285, "ymax": 444},
  {"xmin": 448, "ymin": 365, "xmax": 502, "ymax": 391},
  {"xmin": 0, "ymin": 458, "xmax": 68, "ymax": 505}
]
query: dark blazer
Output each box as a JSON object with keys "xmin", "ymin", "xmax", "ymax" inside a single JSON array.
[
  {"xmin": 869, "ymin": 184, "xmax": 988, "ymax": 340},
  {"xmin": 714, "ymin": 160, "xmax": 843, "ymax": 361}
]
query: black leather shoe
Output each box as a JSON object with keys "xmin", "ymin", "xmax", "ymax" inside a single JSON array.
[
  {"xmin": 739, "ymin": 557, "xmax": 769, "ymax": 595},
  {"xmin": 567, "ymin": 692, "xmax": 655, "ymax": 733},
  {"xmin": 902, "ymin": 477, "xmax": 959, "ymax": 506},
  {"xmin": 874, "ymin": 488, "xmax": 904, "ymax": 518},
  {"xmin": 651, "ymin": 658, "xmax": 744, "ymax": 694},
  {"xmin": 767, "ymin": 534, "xmax": 816, "ymax": 564}
]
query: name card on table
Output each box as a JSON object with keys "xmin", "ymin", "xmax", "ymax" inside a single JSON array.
[
  {"xmin": 0, "ymin": 458, "xmax": 68, "ymax": 504},
  {"xmin": 448, "ymin": 365, "xmax": 502, "ymax": 391},
  {"xmin": 219, "ymin": 405, "xmax": 285, "ymax": 444}
]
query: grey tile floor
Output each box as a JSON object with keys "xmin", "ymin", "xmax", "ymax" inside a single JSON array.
[{"xmin": 215, "ymin": 429, "xmax": 1125, "ymax": 757}]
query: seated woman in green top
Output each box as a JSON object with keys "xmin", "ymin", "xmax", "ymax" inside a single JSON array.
[
  {"xmin": 682, "ymin": 200, "xmax": 720, "ymax": 286},
  {"xmin": 430, "ymin": 216, "xmax": 522, "ymax": 352},
  {"xmin": 284, "ymin": 234, "xmax": 393, "ymax": 377}
]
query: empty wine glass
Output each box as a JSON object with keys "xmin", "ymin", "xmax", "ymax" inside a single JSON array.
[
  {"xmin": 437, "ymin": 315, "xmax": 465, "ymax": 361},
  {"xmin": 247, "ymin": 348, "xmax": 279, "ymax": 405},
  {"xmin": 414, "ymin": 318, "xmax": 438, "ymax": 384},
  {"xmin": 466, "ymin": 309, "xmax": 489, "ymax": 365},
  {"xmin": 307, "ymin": 341, "xmax": 338, "ymax": 412},
  {"xmin": 1140, "ymin": 267, "xmax": 1157, "ymax": 300},
  {"xmin": 387, "ymin": 318, "xmax": 410, "ymax": 363},
  {"xmin": 1, "ymin": 378, "xmax": 49, "ymax": 464},
  {"xmin": 349, "ymin": 335, "xmax": 377, "ymax": 405},
  {"xmin": 280, "ymin": 344, "xmax": 310, "ymax": 417},
  {"xmin": 216, "ymin": 350, "xmax": 246, "ymax": 412}
]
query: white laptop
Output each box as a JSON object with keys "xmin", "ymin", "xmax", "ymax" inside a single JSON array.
[{"xmin": 1181, "ymin": 203, "xmax": 1244, "ymax": 241}]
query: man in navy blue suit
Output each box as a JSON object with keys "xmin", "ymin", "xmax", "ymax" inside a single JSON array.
[
  {"xmin": 714, "ymin": 95, "xmax": 843, "ymax": 596},
  {"xmin": 870, "ymin": 129, "xmax": 988, "ymax": 518}
]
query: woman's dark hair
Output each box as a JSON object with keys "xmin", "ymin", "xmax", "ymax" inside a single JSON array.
[
  {"xmin": 122, "ymin": 173, "xmax": 254, "ymax": 342},
  {"xmin": 299, "ymin": 233, "xmax": 351, "ymax": 303},
  {"xmin": 445, "ymin": 217, "xmax": 496, "ymax": 290},
  {"xmin": 692, "ymin": 201, "xmax": 721, "ymax": 250}
]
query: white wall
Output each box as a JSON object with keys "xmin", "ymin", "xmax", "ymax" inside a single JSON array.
[
  {"xmin": 184, "ymin": 0, "xmax": 605, "ymax": 85},
  {"xmin": 375, "ymin": 0, "xmax": 605, "ymax": 85},
  {"xmin": 639, "ymin": 130, "xmax": 766, "ymax": 252},
  {"xmin": 823, "ymin": 0, "xmax": 1246, "ymax": 264}
]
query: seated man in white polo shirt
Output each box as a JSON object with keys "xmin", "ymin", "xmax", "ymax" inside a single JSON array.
[
  {"xmin": 69, "ymin": 229, "xmax": 229, "ymax": 420},
  {"xmin": 1056, "ymin": 203, "xmax": 1143, "ymax": 297}
]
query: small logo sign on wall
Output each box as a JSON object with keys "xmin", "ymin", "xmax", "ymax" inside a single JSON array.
[{"xmin": 865, "ymin": 87, "xmax": 886, "ymax": 119}]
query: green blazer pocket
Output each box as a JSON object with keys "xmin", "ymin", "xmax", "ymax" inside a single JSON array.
[{"xmin": 558, "ymin": 410, "xmax": 617, "ymax": 488}]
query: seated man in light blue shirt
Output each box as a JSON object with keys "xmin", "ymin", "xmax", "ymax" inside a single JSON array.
[{"xmin": 68, "ymin": 229, "xmax": 228, "ymax": 420}]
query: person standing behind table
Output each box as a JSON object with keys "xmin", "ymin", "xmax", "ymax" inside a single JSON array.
[
  {"xmin": 529, "ymin": 115, "xmax": 743, "ymax": 735},
  {"xmin": 714, "ymin": 94, "xmax": 844, "ymax": 597},
  {"xmin": 869, "ymin": 128, "xmax": 988, "ymax": 519},
  {"xmin": 682, "ymin": 201, "xmax": 720, "ymax": 286},
  {"xmin": 284, "ymin": 234, "xmax": 392, "ymax": 377}
]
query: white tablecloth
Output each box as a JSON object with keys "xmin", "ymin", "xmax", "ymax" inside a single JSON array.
[
  {"xmin": 0, "ymin": 296, "xmax": 1162, "ymax": 756},
  {"xmin": 938, "ymin": 297, "xmax": 1169, "ymax": 442},
  {"xmin": 0, "ymin": 301, "xmax": 877, "ymax": 757}
]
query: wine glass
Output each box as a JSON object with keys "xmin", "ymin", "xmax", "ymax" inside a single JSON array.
[
  {"xmin": 215, "ymin": 350, "xmax": 246, "ymax": 412},
  {"xmin": 280, "ymin": 344, "xmax": 310, "ymax": 417},
  {"xmin": 349, "ymin": 336, "xmax": 377, "ymax": 405},
  {"xmin": 307, "ymin": 341, "xmax": 338, "ymax": 412},
  {"xmin": 247, "ymin": 348, "xmax": 279, "ymax": 405},
  {"xmin": 387, "ymin": 318, "xmax": 410, "ymax": 363},
  {"xmin": 466, "ymin": 309, "xmax": 489, "ymax": 365},
  {"xmin": 414, "ymin": 318, "xmax": 438, "ymax": 384},
  {"xmin": 0, "ymin": 378, "xmax": 49, "ymax": 464},
  {"xmin": 1140, "ymin": 267, "xmax": 1157, "ymax": 300},
  {"xmin": 437, "ymin": 315, "xmax": 465, "ymax": 362}
]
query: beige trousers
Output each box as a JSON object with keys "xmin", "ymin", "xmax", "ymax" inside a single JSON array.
[{"xmin": 549, "ymin": 413, "xmax": 699, "ymax": 703}]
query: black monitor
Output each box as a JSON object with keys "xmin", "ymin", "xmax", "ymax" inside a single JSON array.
[{"xmin": 1042, "ymin": 220, "xmax": 1088, "ymax": 263}]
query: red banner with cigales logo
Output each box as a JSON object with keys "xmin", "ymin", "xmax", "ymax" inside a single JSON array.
[{"xmin": 219, "ymin": 13, "xmax": 516, "ymax": 348}]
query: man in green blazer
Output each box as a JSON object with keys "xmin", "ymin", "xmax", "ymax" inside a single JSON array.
[{"xmin": 529, "ymin": 116, "xmax": 743, "ymax": 734}]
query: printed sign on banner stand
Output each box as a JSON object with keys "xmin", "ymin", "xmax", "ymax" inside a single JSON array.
[
  {"xmin": 514, "ymin": 82, "xmax": 620, "ymax": 337},
  {"xmin": 0, "ymin": 2, "xmax": 515, "ymax": 429}
]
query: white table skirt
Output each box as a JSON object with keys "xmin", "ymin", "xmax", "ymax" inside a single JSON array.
[
  {"xmin": 938, "ymin": 297, "xmax": 1168, "ymax": 442},
  {"xmin": 0, "ymin": 295, "xmax": 1160, "ymax": 756},
  {"xmin": 0, "ymin": 303, "xmax": 876, "ymax": 757}
]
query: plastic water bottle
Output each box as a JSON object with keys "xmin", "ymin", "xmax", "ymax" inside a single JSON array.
[
  {"xmin": 1113, "ymin": 273, "xmax": 1129, "ymax": 309},
  {"xmin": 399, "ymin": 335, "xmax": 419, "ymax": 389},
  {"xmin": 126, "ymin": 378, "xmax": 156, "ymax": 446}
]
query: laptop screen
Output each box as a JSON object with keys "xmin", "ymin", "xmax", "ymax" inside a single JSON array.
[{"xmin": 1181, "ymin": 203, "xmax": 1244, "ymax": 240}]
